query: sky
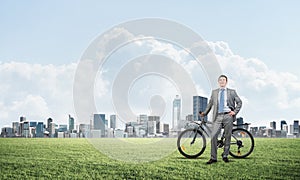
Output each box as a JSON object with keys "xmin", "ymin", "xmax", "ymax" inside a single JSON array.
[{"xmin": 1, "ymin": 0, "xmax": 300, "ymax": 130}]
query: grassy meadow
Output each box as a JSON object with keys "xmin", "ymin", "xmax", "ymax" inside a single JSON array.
[{"xmin": 0, "ymin": 138, "xmax": 299, "ymax": 179}]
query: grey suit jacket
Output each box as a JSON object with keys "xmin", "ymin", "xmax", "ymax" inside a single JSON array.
[{"xmin": 203, "ymin": 88, "xmax": 242, "ymax": 122}]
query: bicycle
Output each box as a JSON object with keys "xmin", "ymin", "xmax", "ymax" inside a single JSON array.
[{"xmin": 177, "ymin": 116, "xmax": 254, "ymax": 159}]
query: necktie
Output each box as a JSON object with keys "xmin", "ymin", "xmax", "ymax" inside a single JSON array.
[{"xmin": 219, "ymin": 89, "xmax": 225, "ymax": 113}]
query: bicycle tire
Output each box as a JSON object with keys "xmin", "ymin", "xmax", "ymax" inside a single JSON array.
[
  {"xmin": 229, "ymin": 128, "xmax": 254, "ymax": 158},
  {"xmin": 177, "ymin": 129, "xmax": 206, "ymax": 158}
]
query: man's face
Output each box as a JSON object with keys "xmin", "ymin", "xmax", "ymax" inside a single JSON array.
[{"xmin": 218, "ymin": 77, "xmax": 227, "ymax": 88}]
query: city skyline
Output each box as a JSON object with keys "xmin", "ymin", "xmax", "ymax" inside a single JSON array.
[
  {"xmin": 1, "ymin": 112, "xmax": 299, "ymax": 138},
  {"xmin": 1, "ymin": 94, "xmax": 300, "ymax": 132},
  {"xmin": 1, "ymin": 1, "xmax": 300, "ymax": 129},
  {"xmin": 1, "ymin": 93, "xmax": 300, "ymax": 138}
]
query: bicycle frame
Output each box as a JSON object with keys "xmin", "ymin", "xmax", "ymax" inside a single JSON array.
[{"xmin": 178, "ymin": 117, "xmax": 254, "ymax": 159}]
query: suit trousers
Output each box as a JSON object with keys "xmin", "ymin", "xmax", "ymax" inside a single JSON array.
[{"xmin": 210, "ymin": 114, "xmax": 233, "ymax": 160}]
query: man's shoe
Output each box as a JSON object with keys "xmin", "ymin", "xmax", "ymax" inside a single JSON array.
[
  {"xmin": 223, "ymin": 157, "xmax": 229, "ymax": 163},
  {"xmin": 206, "ymin": 159, "xmax": 217, "ymax": 164}
]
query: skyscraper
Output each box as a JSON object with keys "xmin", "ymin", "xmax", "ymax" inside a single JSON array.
[
  {"xmin": 69, "ymin": 115, "xmax": 75, "ymax": 132},
  {"xmin": 110, "ymin": 115, "xmax": 116, "ymax": 129},
  {"xmin": 237, "ymin": 117, "xmax": 244, "ymax": 129},
  {"xmin": 270, "ymin": 121, "xmax": 276, "ymax": 130},
  {"xmin": 23, "ymin": 121, "xmax": 30, "ymax": 138},
  {"xmin": 79, "ymin": 124, "xmax": 91, "ymax": 138},
  {"xmin": 147, "ymin": 119, "xmax": 156, "ymax": 135},
  {"xmin": 280, "ymin": 120, "xmax": 287, "ymax": 131},
  {"xmin": 47, "ymin": 118, "xmax": 53, "ymax": 132},
  {"xmin": 49, "ymin": 122, "xmax": 56, "ymax": 138},
  {"xmin": 1, "ymin": 127, "xmax": 13, "ymax": 137},
  {"xmin": 36, "ymin": 122, "xmax": 44, "ymax": 138},
  {"xmin": 94, "ymin": 114, "xmax": 106, "ymax": 137},
  {"xmin": 149, "ymin": 116, "xmax": 160, "ymax": 133},
  {"xmin": 193, "ymin": 96, "xmax": 208, "ymax": 121},
  {"xmin": 293, "ymin": 120, "xmax": 299, "ymax": 135},
  {"xmin": 12, "ymin": 122, "xmax": 19, "ymax": 136},
  {"xmin": 289, "ymin": 124, "xmax": 294, "ymax": 135},
  {"xmin": 137, "ymin": 114, "xmax": 148, "ymax": 125},
  {"xmin": 172, "ymin": 95, "xmax": 181, "ymax": 130},
  {"xmin": 58, "ymin": 125, "xmax": 68, "ymax": 132},
  {"xmin": 20, "ymin": 116, "xmax": 26, "ymax": 122}
]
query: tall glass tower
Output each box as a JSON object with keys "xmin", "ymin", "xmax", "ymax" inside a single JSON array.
[
  {"xmin": 110, "ymin": 115, "xmax": 116, "ymax": 129},
  {"xmin": 172, "ymin": 95, "xmax": 181, "ymax": 130},
  {"xmin": 280, "ymin": 120, "xmax": 287, "ymax": 131},
  {"xmin": 68, "ymin": 115, "xmax": 75, "ymax": 132},
  {"xmin": 193, "ymin": 96, "xmax": 208, "ymax": 121},
  {"xmin": 94, "ymin": 114, "xmax": 106, "ymax": 137}
]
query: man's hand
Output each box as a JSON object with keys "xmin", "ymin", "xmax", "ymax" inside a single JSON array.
[
  {"xmin": 199, "ymin": 112, "xmax": 205, "ymax": 117},
  {"xmin": 229, "ymin": 111, "xmax": 236, "ymax": 116}
]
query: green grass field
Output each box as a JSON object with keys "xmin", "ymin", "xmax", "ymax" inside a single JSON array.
[{"xmin": 0, "ymin": 138, "xmax": 299, "ymax": 179}]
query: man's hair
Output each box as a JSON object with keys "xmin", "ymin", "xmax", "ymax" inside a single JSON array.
[{"xmin": 218, "ymin": 74, "xmax": 228, "ymax": 81}]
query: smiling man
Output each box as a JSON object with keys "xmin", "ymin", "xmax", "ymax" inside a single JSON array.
[{"xmin": 201, "ymin": 75, "xmax": 242, "ymax": 164}]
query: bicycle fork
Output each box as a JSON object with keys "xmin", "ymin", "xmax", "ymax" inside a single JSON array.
[
  {"xmin": 231, "ymin": 134, "xmax": 244, "ymax": 155},
  {"xmin": 190, "ymin": 129, "xmax": 198, "ymax": 145}
]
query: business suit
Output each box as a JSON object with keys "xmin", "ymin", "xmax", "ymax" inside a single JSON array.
[{"xmin": 203, "ymin": 88, "xmax": 242, "ymax": 161}]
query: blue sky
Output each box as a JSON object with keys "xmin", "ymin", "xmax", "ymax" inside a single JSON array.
[
  {"xmin": 1, "ymin": 0, "xmax": 299, "ymax": 73},
  {"xmin": 0, "ymin": 0, "xmax": 300, "ymax": 129}
]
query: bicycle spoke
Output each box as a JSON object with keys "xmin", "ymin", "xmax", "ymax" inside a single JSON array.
[
  {"xmin": 229, "ymin": 128, "xmax": 254, "ymax": 158},
  {"xmin": 177, "ymin": 129, "xmax": 206, "ymax": 158}
]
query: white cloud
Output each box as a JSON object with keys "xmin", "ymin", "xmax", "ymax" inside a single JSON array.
[
  {"xmin": 1, "ymin": 38, "xmax": 299, "ymax": 129},
  {"xmin": 208, "ymin": 41, "xmax": 300, "ymax": 126},
  {"xmin": 0, "ymin": 61, "xmax": 77, "ymax": 127}
]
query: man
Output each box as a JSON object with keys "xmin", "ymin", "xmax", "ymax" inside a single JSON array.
[{"xmin": 201, "ymin": 75, "xmax": 242, "ymax": 164}]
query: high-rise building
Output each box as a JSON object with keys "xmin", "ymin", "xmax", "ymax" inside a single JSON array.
[
  {"xmin": 270, "ymin": 121, "xmax": 276, "ymax": 130},
  {"xmin": 30, "ymin": 122, "xmax": 37, "ymax": 127},
  {"xmin": 237, "ymin": 117, "xmax": 244, "ymax": 129},
  {"xmin": 22, "ymin": 121, "xmax": 30, "ymax": 138},
  {"xmin": 20, "ymin": 116, "xmax": 26, "ymax": 122},
  {"xmin": 250, "ymin": 127, "xmax": 258, "ymax": 137},
  {"xmin": 47, "ymin": 118, "xmax": 53, "ymax": 132},
  {"xmin": 110, "ymin": 115, "xmax": 116, "ymax": 129},
  {"xmin": 149, "ymin": 116, "xmax": 160, "ymax": 133},
  {"xmin": 137, "ymin": 114, "xmax": 148, "ymax": 134},
  {"xmin": 280, "ymin": 120, "xmax": 287, "ymax": 130},
  {"xmin": 12, "ymin": 122, "xmax": 19, "ymax": 136},
  {"xmin": 79, "ymin": 124, "xmax": 91, "ymax": 138},
  {"xmin": 125, "ymin": 122, "xmax": 138, "ymax": 136},
  {"xmin": 293, "ymin": 120, "xmax": 299, "ymax": 135},
  {"xmin": 147, "ymin": 120, "xmax": 156, "ymax": 135},
  {"xmin": 58, "ymin": 125, "xmax": 68, "ymax": 132},
  {"xmin": 93, "ymin": 114, "xmax": 106, "ymax": 137},
  {"xmin": 1, "ymin": 127, "xmax": 13, "ymax": 137},
  {"xmin": 289, "ymin": 124, "xmax": 294, "ymax": 135},
  {"xmin": 137, "ymin": 114, "xmax": 148, "ymax": 125},
  {"xmin": 69, "ymin": 115, "xmax": 75, "ymax": 132},
  {"xmin": 114, "ymin": 129, "xmax": 124, "ymax": 138},
  {"xmin": 19, "ymin": 116, "xmax": 26, "ymax": 137},
  {"xmin": 282, "ymin": 124, "xmax": 288, "ymax": 132},
  {"xmin": 172, "ymin": 95, "xmax": 181, "ymax": 130},
  {"xmin": 29, "ymin": 121, "xmax": 37, "ymax": 138},
  {"xmin": 134, "ymin": 124, "xmax": 146, "ymax": 137},
  {"xmin": 193, "ymin": 96, "xmax": 208, "ymax": 121},
  {"xmin": 127, "ymin": 126, "xmax": 134, "ymax": 137},
  {"xmin": 36, "ymin": 122, "xmax": 44, "ymax": 138},
  {"xmin": 160, "ymin": 123, "xmax": 169, "ymax": 136},
  {"xmin": 49, "ymin": 122, "xmax": 56, "ymax": 138}
]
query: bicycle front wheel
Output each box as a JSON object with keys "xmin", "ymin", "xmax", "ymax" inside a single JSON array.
[
  {"xmin": 229, "ymin": 128, "xmax": 254, "ymax": 158},
  {"xmin": 177, "ymin": 129, "xmax": 206, "ymax": 158}
]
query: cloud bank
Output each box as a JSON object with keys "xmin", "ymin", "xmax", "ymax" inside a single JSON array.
[{"xmin": 0, "ymin": 40, "xmax": 299, "ymax": 128}]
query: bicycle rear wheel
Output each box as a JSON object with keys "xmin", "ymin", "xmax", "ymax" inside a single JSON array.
[
  {"xmin": 229, "ymin": 128, "xmax": 254, "ymax": 158},
  {"xmin": 177, "ymin": 129, "xmax": 206, "ymax": 158}
]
